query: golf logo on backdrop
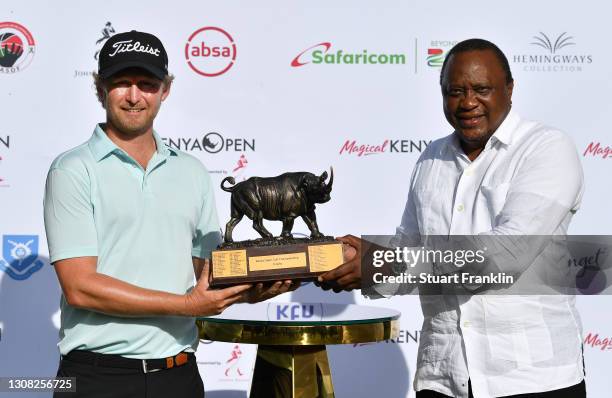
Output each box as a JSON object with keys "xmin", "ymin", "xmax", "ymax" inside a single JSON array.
[
  {"xmin": 224, "ymin": 345, "xmax": 244, "ymax": 377},
  {"xmin": 233, "ymin": 154, "xmax": 248, "ymax": 173},
  {"xmin": 75, "ymin": 22, "xmax": 119, "ymax": 78},
  {"xmin": 185, "ymin": 27, "xmax": 236, "ymax": 77},
  {"xmin": 162, "ymin": 132, "xmax": 255, "ymax": 154},
  {"xmin": 426, "ymin": 40, "xmax": 458, "ymax": 68},
  {"xmin": 0, "ymin": 22, "xmax": 35, "ymax": 74},
  {"xmin": 0, "ymin": 235, "xmax": 44, "ymax": 280},
  {"xmin": 291, "ymin": 42, "xmax": 407, "ymax": 67},
  {"xmin": 94, "ymin": 22, "xmax": 116, "ymax": 60},
  {"xmin": 201, "ymin": 132, "xmax": 223, "ymax": 153},
  {"xmin": 513, "ymin": 32, "xmax": 593, "ymax": 72}
]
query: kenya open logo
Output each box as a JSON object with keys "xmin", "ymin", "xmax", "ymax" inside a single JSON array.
[
  {"xmin": 0, "ymin": 22, "xmax": 35, "ymax": 74},
  {"xmin": 185, "ymin": 27, "xmax": 236, "ymax": 77}
]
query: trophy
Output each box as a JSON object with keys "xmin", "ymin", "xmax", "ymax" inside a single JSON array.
[{"xmin": 210, "ymin": 168, "xmax": 344, "ymax": 287}]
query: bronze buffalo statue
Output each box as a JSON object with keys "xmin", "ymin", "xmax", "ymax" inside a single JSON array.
[{"xmin": 221, "ymin": 168, "xmax": 334, "ymax": 242}]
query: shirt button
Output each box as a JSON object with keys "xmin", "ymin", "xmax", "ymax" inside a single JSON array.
[
  {"xmin": 463, "ymin": 321, "xmax": 471, "ymax": 328},
  {"xmin": 456, "ymin": 204, "xmax": 464, "ymax": 212},
  {"xmin": 465, "ymin": 169, "xmax": 473, "ymax": 177}
]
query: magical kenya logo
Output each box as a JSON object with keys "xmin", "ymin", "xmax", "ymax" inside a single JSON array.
[{"xmin": 339, "ymin": 139, "xmax": 430, "ymax": 157}]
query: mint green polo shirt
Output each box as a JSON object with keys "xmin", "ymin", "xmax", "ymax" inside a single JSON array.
[{"xmin": 43, "ymin": 124, "xmax": 222, "ymax": 359}]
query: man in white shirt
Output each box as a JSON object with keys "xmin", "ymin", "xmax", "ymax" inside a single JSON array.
[{"xmin": 319, "ymin": 39, "xmax": 586, "ymax": 397}]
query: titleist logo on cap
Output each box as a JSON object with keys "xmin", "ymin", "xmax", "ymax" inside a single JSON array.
[{"xmin": 109, "ymin": 40, "xmax": 161, "ymax": 57}]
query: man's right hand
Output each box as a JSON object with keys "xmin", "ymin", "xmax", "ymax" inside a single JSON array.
[
  {"xmin": 183, "ymin": 261, "xmax": 252, "ymax": 316},
  {"xmin": 316, "ymin": 234, "xmax": 362, "ymax": 292},
  {"xmin": 53, "ymin": 256, "xmax": 251, "ymax": 318}
]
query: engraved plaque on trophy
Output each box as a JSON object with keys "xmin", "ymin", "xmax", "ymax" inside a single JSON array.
[{"xmin": 210, "ymin": 168, "xmax": 343, "ymax": 287}]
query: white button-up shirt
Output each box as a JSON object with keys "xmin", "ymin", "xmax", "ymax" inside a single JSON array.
[{"xmin": 394, "ymin": 110, "xmax": 585, "ymax": 397}]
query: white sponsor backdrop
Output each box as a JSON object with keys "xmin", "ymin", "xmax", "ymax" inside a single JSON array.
[{"xmin": 1, "ymin": 1, "xmax": 611, "ymax": 397}]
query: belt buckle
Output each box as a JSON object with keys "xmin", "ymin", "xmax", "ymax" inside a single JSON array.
[{"xmin": 142, "ymin": 359, "xmax": 162, "ymax": 374}]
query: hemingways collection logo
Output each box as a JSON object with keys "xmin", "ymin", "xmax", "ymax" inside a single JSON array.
[
  {"xmin": 185, "ymin": 27, "xmax": 236, "ymax": 77},
  {"xmin": 513, "ymin": 32, "xmax": 593, "ymax": 72},
  {"xmin": 75, "ymin": 22, "xmax": 117, "ymax": 78},
  {"xmin": 339, "ymin": 138, "xmax": 431, "ymax": 157},
  {"xmin": 291, "ymin": 42, "xmax": 407, "ymax": 67},
  {"xmin": 583, "ymin": 142, "xmax": 612, "ymax": 159},
  {"xmin": 0, "ymin": 235, "xmax": 44, "ymax": 280},
  {"xmin": 426, "ymin": 40, "xmax": 458, "ymax": 68},
  {"xmin": 0, "ymin": 22, "xmax": 35, "ymax": 74}
]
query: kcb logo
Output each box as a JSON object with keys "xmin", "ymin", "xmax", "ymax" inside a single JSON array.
[{"xmin": 268, "ymin": 303, "xmax": 324, "ymax": 321}]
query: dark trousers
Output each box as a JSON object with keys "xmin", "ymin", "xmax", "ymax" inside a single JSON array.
[
  {"xmin": 54, "ymin": 351, "xmax": 204, "ymax": 398},
  {"xmin": 250, "ymin": 355, "xmax": 292, "ymax": 398},
  {"xmin": 416, "ymin": 379, "xmax": 586, "ymax": 398}
]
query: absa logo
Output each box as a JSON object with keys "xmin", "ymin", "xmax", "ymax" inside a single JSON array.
[{"xmin": 185, "ymin": 27, "xmax": 236, "ymax": 77}]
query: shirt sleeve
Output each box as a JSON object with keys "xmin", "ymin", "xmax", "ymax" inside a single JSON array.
[
  {"xmin": 489, "ymin": 131, "xmax": 583, "ymax": 234},
  {"xmin": 43, "ymin": 167, "xmax": 98, "ymax": 263},
  {"xmin": 191, "ymin": 171, "xmax": 223, "ymax": 259},
  {"xmin": 366, "ymin": 162, "xmax": 423, "ymax": 298}
]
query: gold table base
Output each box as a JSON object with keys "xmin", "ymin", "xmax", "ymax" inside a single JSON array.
[
  {"xmin": 256, "ymin": 345, "xmax": 334, "ymax": 398},
  {"xmin": 197, "ymin": 319, "xmax": 399, "ymax": 398}
]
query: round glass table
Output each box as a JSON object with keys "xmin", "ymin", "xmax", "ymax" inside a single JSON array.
[{"xmin": 197, "ymin": 302, "xmax": 400, "ymax": 398}]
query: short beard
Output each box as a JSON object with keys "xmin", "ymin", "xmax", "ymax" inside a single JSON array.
[{"xmin": 106, "ymin": 106, "xmax": 158, "ymax": 138}]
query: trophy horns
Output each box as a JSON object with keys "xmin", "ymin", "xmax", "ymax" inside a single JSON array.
[{"xmin": 325, "ymin": 166, "xmax": 334, "ymax": 192}]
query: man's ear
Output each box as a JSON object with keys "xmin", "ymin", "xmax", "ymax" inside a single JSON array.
[
  {"xmin": 161, "ymin": 81, "xmax": 171, "ymax": 102},
  {"xmin": 98, "ymin": 87, "xmax": 107, "ymax": 109}
]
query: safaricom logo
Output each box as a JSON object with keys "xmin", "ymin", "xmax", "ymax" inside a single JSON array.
[{"xmin": 291, "ymin": 42, "xmax": 406, "ymax": 67}]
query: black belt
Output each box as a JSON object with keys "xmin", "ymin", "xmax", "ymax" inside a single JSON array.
[{"xmin": 63, "ymin": 350, "xmax": 193, "ymax": 373}]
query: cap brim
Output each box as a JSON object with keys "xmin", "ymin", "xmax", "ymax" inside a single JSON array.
[{"xmin": 99, "ymin": 61, "xmax": 166, "ymax": 80}]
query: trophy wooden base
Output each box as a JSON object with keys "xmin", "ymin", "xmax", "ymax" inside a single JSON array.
[{"xmin": 210, "ymin": 237, "xmax": 343, "ymax": 287}]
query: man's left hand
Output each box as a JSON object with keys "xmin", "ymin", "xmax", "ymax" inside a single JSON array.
[{"xmin": 243, "ymin": 280, "xmax": 300, "ymax": 303}]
